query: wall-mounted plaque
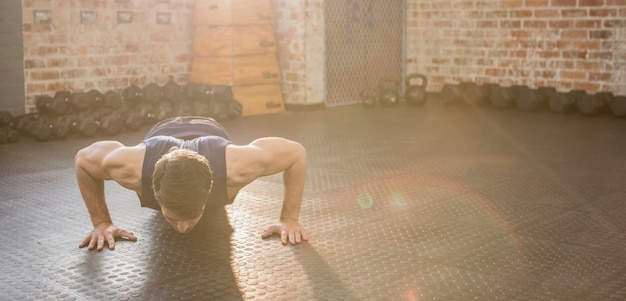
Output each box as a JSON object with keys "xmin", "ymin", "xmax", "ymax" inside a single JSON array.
[
  {"xmin": 115, "ymin": 0, "xmax": 130, "ymax": 3},
  {"xmin": 156, "ymin": 12, "xmax": 171, "ymax": 24},
  {"xmin": 117, "ymin": 11, "xmax": 133, "ymax": 24},
  {"xmin": 81, "ymin": 11, "xmax": 97, "ymax": 24},
  {"xmin": 34, "ymin": 10, "xmax": 52, "ymax": 24},
  {"xmin": 154, "ymin": 0, "xmax": 170, "ymax": 3}
]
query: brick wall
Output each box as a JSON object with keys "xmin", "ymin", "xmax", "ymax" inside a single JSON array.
[
  {"xmin": 406, "ymin": 0, "xmax": 626, "ymax": 95},
  {"xmin": 21, "ymin": 0, "xmax": 324, "ymax": 113},
  {"xmin": 270, "ymin": 0, "xmax": 325, "ymax": 106},
  {"xmin": 22, "ymin": 0, "xmax": 196, "ymax": 112}
]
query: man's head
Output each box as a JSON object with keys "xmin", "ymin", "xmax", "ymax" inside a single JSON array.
[{"xmin": 152, "ymin": 147, "xmax": 213, "ymax": 233}]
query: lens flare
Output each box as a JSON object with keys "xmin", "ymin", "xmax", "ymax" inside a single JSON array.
[
  {"xmin": 357, "ymin": 192, "xmax": 374, "ymax": 209},
  {"xmin": 390, "ymin": 193, "xmax": 407, "ymax": 213}
]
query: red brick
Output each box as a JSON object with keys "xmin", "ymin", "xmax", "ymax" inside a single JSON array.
[
  {"xmin": 486, "ymin": 10, "xmax": 508, "ymax": 18},
  {"xmin": 500, "ymin": 0, "xmax": 524, "ymax": 8},
  {"xmin": 575, "ymin": 20, "xmax": 602, "ymax": 28},
  {"xmin": 511, "ymin": 10, "xmax": 533, "ymax": 18},
  {"xmin": 500, "ymin": 20, "xmax": 521, "ymax": 28},
  {"xmin": 561, "ymin": 9, "xmax": 589, "ymax": 17},
  {"xmin": 576, "ymin": 61, "xmax": 604, "ymax": 71},
  {"xmin": 590, "ymin": 8, "xmax": 618, "ymax": 17},
  {"xmin": 549, "ymin": 20, "xmax": 573, "ymax": 28},
  {"xmin": 562, "ymin": 50, "xmax": 588, "ymax": 59},
  {"xmin": 534, "ymin": 9, "xmax": 559, "ymax": 17},
  {"xmin": 604, "ymin": 19, "xmax": 626, "ymax": 27},
  {"xmin": 590, "ymin": 30, "xmax": 613, "ymax": 39},
  {"xmin": 574, "ymin": 83, "xmax": 601, "ymax": 92},
  {"xmin": 24, "ymin": 59, "xmax": 46, "ymax": 69},
  {"xmin": 512, "ymin": 29, "xmax": 533, "ymax": 38},
  {"xmin": 30, "ymin": 70, "xmax": 60, "ymax": 81},
  {"xmin": 525, "ymin": 0, "xmax": 549, "ymax": 7},
  {"xmin": 588, "ymin": 52, "xmax": 613, "ymax": 60},
  {"xmin": 524, "ymin": 20, "xmax": 547, "ymax": 28},
  {"xmin": 561, "ymin": 30, "xmax": 588, "ymax": 39},
  {"xmin": 476, "ymin": 1, "xmax": 498, "ymax": 8},
  {"xmin": 551, "ymin": 0, "xmax": 578, "ymax": 6},
  {"xmin": 579, "ymin": 0, "xmax": 605, "ymax": 6},
  {"xmin": 560, "ymin": 71, "xmax": 586, "ymax": 80},
  {"xmin": 574, "ymin": 40, "xmax": 601, "ymax": 50},
  {"xmin": 47, "ymin": 58, "xmax": 73, "ymax": 68}
]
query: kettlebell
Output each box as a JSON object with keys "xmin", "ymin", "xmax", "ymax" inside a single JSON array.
[
  {"xmin": 378, "ymin": 80, "xmax": 400, "ymax": 107},
  {"xmin": 405, "ymin": 74, "xmax": 428, "ymax": 106},
  {"xmin": 360, "ymin": 87, "xmax": 378, "ymax": 108}
]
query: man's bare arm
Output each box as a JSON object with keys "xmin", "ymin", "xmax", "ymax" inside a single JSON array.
[
  {"xmin": 229, "ymin": 137, "xmax": 308, "ymax": 244},
  {"xmin": 74, "ymin": 141, "xmax": 137, "ymax": 250}
]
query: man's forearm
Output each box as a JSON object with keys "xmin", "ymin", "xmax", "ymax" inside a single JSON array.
[
  {"xmin": 76, "ymin": 164, "xmax": 113, "ymax": 227},
  {"xmin": 280, "ymin": 151, "xmax": 306, "ymax": 221}
]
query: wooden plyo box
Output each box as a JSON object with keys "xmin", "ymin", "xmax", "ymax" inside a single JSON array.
[
  {"xmin": 232, "ymin": 84, "xmax": 284, "ymax": 117},
  {"xmin": 194, "ymin": 0, "xmax": 274, "ymax": 25},
  {"xmin": 193, "ymin": 25, "xmax": 277, "ymax": 57},
  {"xmin": 190, "ymin": 54, "xmax": 281, "ymax": 86}
]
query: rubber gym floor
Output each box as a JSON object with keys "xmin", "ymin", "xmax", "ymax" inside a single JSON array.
[{"xmin": 1, "ymin": 101, "xmax": 625, "ymax": 301}]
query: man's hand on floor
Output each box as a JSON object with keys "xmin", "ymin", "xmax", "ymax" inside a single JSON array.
[
  {"xmin": 261, "ymin": 218, "xmax": 309, "ymax": 245},
  {"xmin": 79, "ymin": 223, "xmax": 137, "ymax": 251}
]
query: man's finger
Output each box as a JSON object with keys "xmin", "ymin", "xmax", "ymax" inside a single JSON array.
[
  {"xmin": 97, "ymin": 236, "xmax": 105, "ymax": 251},
  {"xmin": 79, "ymin": 235, "xmax": 91, "ymax": 248},
  {"xmin": 295, "ymin": 232, "xmax": 302, "ymax": 244},
  {"xmin": 117, "ymin": 230, "xmax": 138, "ymax": 241},
  {"xmin": 107, "ymin": 235, "xmax": 116, "ymax": 250},
  {"xmin": 288, "ymin": 232, "xmax": 295, "ymax": 244},
  {"xmin": 88, "ymin": 235, "xmax": 97, "ymax": 250},
  {"xmin": 261, "ymin": 226, "xmax": 279, "ymax": 238}
]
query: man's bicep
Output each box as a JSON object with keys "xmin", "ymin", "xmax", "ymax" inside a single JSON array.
[
  {"xmin": 75, "ymin": 141, "xmax": 124, "ymax": 180},
  {"xmin": 250, "ymin": 138, "xmax": 305, "ymax": 176}
]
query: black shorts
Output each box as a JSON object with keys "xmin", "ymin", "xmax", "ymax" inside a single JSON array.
[{"xmin": 144, "ymin": 116, "xmax": 230, "ymax": 141}]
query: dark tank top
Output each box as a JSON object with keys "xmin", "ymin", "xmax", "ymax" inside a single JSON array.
[{"xmin": 139, "ymin": 117, "xmax": 232, "ymax": 210}]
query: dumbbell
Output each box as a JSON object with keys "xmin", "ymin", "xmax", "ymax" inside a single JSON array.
[
  {"xmin": 77, "ymin": 118, "xmax": 99, "ymax": 138},
  {"xmin": 50, "ymin": 90, "xmax": 72, "ymax": 116},
  {"xmin": 154, "ymin": 102, "xmax": 175, "ymax": 121},
  {"xmin": 441, "ymin": 84, "xmax": 463, "ymax": 105},
  {"xmin": 31, "ymin": 117, "xmax": 67, "ymax": 141},
  {"xmin": 0, "ymin": 111, "xmax": 15, "ymax": 127},
  {"xmin": 576, "ymin": 92, "xmax": 610, "ymax": 115},
  {"xmin": 142, "ymin": 83, "xmax": 163, "ymax": 104},
  {"xmin": 515, "ymin": 87, "xmax": 550, "ymax": 112},
  {"xmin": 123, "ymin": 85, "xmax": 143, "ymax": 108},
  {"xmin": 227, "ymin": 99, "xmax": 243, "ymax": 120},
  {"xmin": 489, "ymin": 86, "xmax": 518, "ymax": 109},
  {"xmin": 460, "ymin": 82, "xmax": 488, "ymax": 106},
  {"xmin": 173, "ymin": 100, "xmax": 194, "ymax": 116},
  {"xmin": 102, "ymin": 90, "xmax": 123, "ymax": 110},
  {"xmin": 98, "ymin": 114, "xmax": 124, "ymax": 136},
  {"xmin": 0, "ymin": 126, "xmax": 19, "ymax": 144},
  {"xmin": 213, "ymin": 85, "xmax": 234, "ymax": 103},
  {"xmin": 549, "ymin": 90, "xmax": 582, "ymax": 113},
  {"xmin": 186, "ymin": 82, "xmax": 214, "ymax": 103},
  {"xmin": 212, "ymin": 102, "xmax": 230, "ymax": 121},
  {"xmin": 56, "ymin": 115, "xmax": 80, "ymax": 135},
  {"xmin": 86, "ymin": 90, "xmax": 104, "ymax": 108},
  {"xmin": 136, "ymin": 102, "xmax": 157, "ymax": 125},
  {"xmin": 162, "ymin": 77, "xmax": 183, "ymax": 102},
  {"xmin": 14, "ymin": 113, "xmax": 41, "ymax": 136},
  {"xmin": 608, "ymin": 95, "xmax": 626, "ymax": 118},
  {"xmin": 378, "ymin": 80, "xmax": 401, "ymax": 107},
  {"xmin": 119, "ymin": 109, "xmax": 143, "ymax": 132},
  {"xmin": 69, "ymin": 92, "xmax": 91, "ymax": 112},
  {"xmin": 360, "ymin": 87, "xmax": 378, "ymax": 108},
  {"xmin": 35, "ymin": 95, "xmax": 54, "ymax": 115}
]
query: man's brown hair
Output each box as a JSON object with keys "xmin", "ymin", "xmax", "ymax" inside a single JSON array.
[{"xmin": 152, "ymin": 147, "xmax": 213, "ymax": 219}]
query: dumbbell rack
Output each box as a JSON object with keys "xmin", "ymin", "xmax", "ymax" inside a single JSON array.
[{"xmin": 190, "ymin": 0, "xmax": 285, "ymax": 117}]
